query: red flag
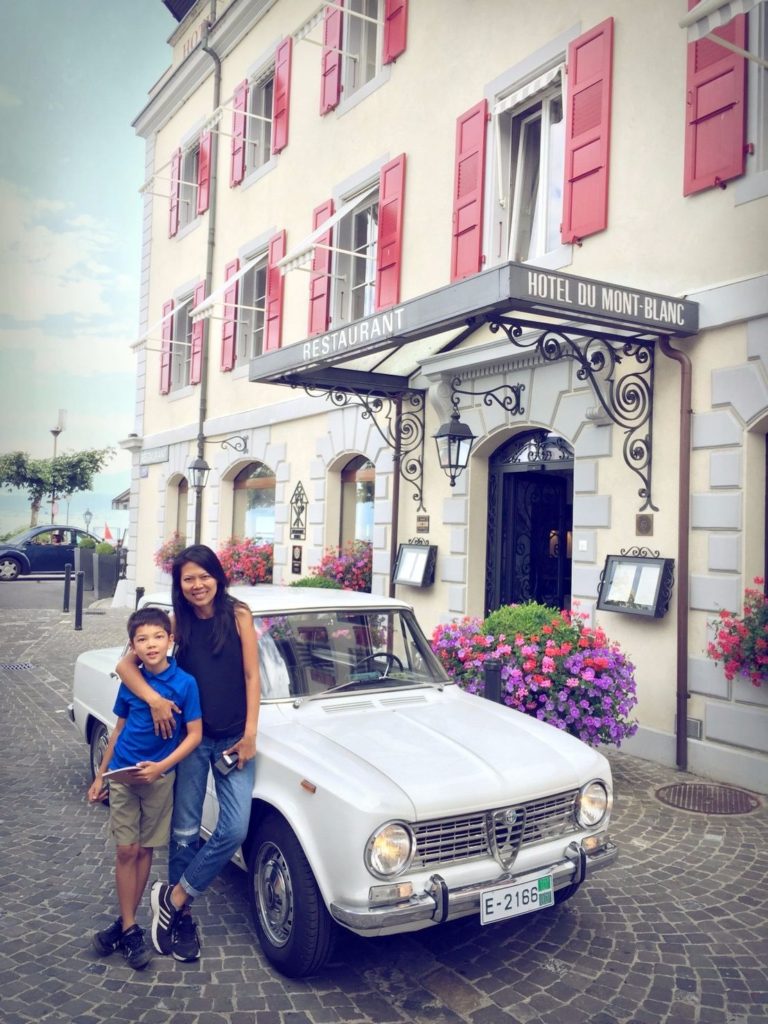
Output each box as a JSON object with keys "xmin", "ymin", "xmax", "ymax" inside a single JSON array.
[{"xmin": 104, "ymin": 523, "xmax": 114, "ymax": 541}]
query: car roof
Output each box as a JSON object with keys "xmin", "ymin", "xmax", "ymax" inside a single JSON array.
[{"xmin": 140, "ymin": 584, "xmax": 414, "ymax": 615}]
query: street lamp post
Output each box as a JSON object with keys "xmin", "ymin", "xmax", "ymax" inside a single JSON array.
[
  {"xmin": 50, "ymin": 409, "xmax": 66, "ymax": 523},
  {"xmin": 84, "ymin": 508, "xmax": 93, "ymax": 533}
]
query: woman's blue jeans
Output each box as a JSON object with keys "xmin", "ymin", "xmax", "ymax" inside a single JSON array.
[{"xmin": 169, "ymin": 733, "xmax": 256, "ymax": 898}]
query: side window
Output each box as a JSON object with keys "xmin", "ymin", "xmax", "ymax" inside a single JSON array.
[
  {"xmin": 236, "ymin": 253, "xmax": 269, "ymax": 364},
  {"xmin": 246, "ymin": 72, "xmax": 274, "ymax": 175}
]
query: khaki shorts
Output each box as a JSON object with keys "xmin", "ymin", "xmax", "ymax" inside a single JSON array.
[{"xmin": 108, "ymin": 773, "xmax": 174, "ymax": 848}]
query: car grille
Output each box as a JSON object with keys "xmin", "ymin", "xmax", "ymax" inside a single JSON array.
[{"xmin": 410, "ymin": 789, "xmax": 579, "ymax": 869}]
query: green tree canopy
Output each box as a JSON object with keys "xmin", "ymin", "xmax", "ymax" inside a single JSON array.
[{"xmin": 0, "ymin": 447, "xmax": 114, "ymax": 526}]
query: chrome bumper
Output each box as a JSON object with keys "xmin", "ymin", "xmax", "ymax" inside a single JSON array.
[{"xmin": 330, "ymin": 839, "xmax": 618, "ymax": 934}]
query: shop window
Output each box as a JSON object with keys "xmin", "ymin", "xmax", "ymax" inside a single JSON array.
[
  {"xmin": 233, "ymin": 462, "xmax": 276, "ymax": 541},
  {"xmin": 340, "ymin": 456, "xmax": 375, "ymax": 544}
]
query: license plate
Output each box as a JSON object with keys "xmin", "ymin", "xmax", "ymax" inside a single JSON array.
[{"xmin": 480, "ymin": 873, "xmax": 554, "ymax": 924}]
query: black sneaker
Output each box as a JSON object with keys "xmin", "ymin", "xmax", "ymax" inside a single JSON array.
[
  {"xmin": 120, "ymin": 924, "xmax": 152, "ymax": 970},
  {"xmin": 172, "ymin": 911, "xmax": 201, "ymax": 962},
  {"xmin": 92, "ymin": 916, "xmax": 123, "ymax": 956},
  {"xmin": 150, "ymin": 880, "xmax": 178, "ymax": 955}
]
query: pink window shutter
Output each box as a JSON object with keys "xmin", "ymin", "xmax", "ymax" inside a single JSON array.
[
  {"xmin": 230, "ymin": 79, "xmax": 248, "ymax": 187},
  {"xmin": 169, "ymin": 148, "xmax": 181, "ymax": 237},
  {"xmin": 683, "ymin": 6, "xmax": 747, "ymax": 195},
  {"xmin": 450, "ymin": 99, "xmax": 488, "ymax": 282},
  {"xmin": 320, "ymin": 2, "xmax": 343, "ymax": 114},
  {"xmin": 160, "ymin": 299, "xmax": 174, "ymax": 394},
  {"xmin": 197, "ymin": 132, "xmax": 211, "ymax": 214},
  {"xmin": 265, "ymin": 230, "xmax": 287, "ymax": 352},
  {"xmin": 308, "ymin": 200, "xmax": 334, "ymax": 335},
  {"xmin": 220, "ymin": 259, "xmax": 240, "ymax": 371},
  {"xmin": 561, "ymin": 18, "xmax": 614, "ymax": 244},
  {"xmin": 273, "ymin": 39, "xmax": 292, "ymax": 154},
  {"xmin": 375, "ymin": 154, "xmax": 406, "ymax": 310},
  {"xmin": 383, "ymin": 0, "xmax": 408, "ymax": 64},
  {"xmin": 189, "ymin": 281, "xmax": 206, "ymax": 385}
]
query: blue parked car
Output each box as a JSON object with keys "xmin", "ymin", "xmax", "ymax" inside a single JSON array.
[{"xmin": 0, "ymin": 526, "xmax": 102, "ymax": 580}]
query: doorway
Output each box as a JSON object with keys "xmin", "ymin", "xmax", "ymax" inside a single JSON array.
[{"xmin": 485, "ymin": 430, "xmax": 574, "ymax": 614}]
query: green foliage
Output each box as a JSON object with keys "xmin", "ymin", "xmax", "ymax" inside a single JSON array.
[
  {"xmin": 289, "ymin": 575, "xmax": 343, "ymax": 589},
  {"xmin": 0, "ymin": 448, "xmax": 114, "ymax": 526},
  {"xmin": 483, "ymin": 601, "xmax": 562, "ymax": 640},
  {"xmin": 78, "ymin": 536, "xmax": 97, "ymax": 549},
  {"xmin": 95, "ymin": 542, "xmax": 116, "ymax": 555}
]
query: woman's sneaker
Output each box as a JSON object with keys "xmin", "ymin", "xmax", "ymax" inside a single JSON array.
[
  {"xmin": 92, "ymin": 916, "xmax": 123, "ymax": 956},
  {"xmin": 172, "ymin": 911, "xmax": 201, "ymax": 962},
  {"xmin": 120, "ymin": 924, "xmax": 152, "ymax": 970}
]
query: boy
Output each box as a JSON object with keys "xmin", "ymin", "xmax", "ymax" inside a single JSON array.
[{"xmin": 88, "ymin": 607, "xmax": 202, "ymax": 970}]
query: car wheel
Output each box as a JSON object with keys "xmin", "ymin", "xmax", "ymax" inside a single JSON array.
[
  {"xmin": 248, "ymin": 812, "xmax": 336, "ymax": 978},
  {"xmin": 0, "ymin": 557, "xmax": 21, "ymax": 581},
  {"xmin": 89, "ymin": 721, "xmax": 109, "ymax": 782}
]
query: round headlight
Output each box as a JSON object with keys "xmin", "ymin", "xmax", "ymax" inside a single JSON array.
[
  {"xmin": 365, "ymin": 822, "xmax": 414, "ymax": 878},
  {"xmin": 577, "ymin": 780, "xmax": 611, "ymax": 827}
]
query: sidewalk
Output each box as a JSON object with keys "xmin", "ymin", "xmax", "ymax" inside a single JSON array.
[{"xmin": 1, "ymin": 607, "xmax": 767, "ymax": 1024}]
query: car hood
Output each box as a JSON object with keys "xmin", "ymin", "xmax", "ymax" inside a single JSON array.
[{"xmin": 271, "ymin": 687, "xmax": 608, "ymax": 819}]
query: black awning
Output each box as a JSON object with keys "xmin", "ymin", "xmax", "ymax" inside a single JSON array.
[
  {"xmin": 163, "ymin": 0, "xmax": 197, "ymax": 22},
  {"xmin": 250, "ymin": 261, "xmax": 698, "ymax": 392}
]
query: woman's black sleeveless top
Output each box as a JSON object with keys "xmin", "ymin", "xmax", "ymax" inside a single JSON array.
[{"xmin": 176, "ymin": 615, "xmax": 247, "ymax": 739}]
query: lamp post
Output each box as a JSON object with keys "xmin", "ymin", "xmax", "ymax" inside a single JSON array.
[
  {"xmin": 50, "ymin": 410, "xmax": 66, "ymax": 523},
  {"xmin": 188, "ymin": 455, "xmax": 211, "ymax": 544},
  {"xmin": 83, "ymin": 508, "xmax": 93, "ymax": 533}
]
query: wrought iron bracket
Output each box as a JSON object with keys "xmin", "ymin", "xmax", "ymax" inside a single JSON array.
[
  {"xmin": 448, "ymin": 375, "xmax": 526, "ymax": 418},
  {"xmin": 301, "ymin": 385, "xmax": 427, "ymax": 512},
  {"xmin": 219, "ymin": 434, "xmax": 249, "ymax": 454},
  {"xmin": 488, "ymin": 315, "xmax": 659, "ymax": 511}
]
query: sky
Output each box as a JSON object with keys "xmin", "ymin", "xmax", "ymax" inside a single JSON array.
[{"xmin": 0, "ymin": 0, "xmax": 176, "ymax": 538}]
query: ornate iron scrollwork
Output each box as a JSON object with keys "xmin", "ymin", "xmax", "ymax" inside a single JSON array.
[
  {"xmin": 448, "ymin": 375, "xmax": 525, "ymax": 417},
  {"xmin": 488, "ymin": 316, "xmax": 658, "ymax": 512},
  {"xmin": 303, "ymin": 386, "xmax": 426, "ymax": 512}
]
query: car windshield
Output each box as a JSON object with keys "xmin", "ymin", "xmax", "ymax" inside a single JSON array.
[{"xmin": 255, "ymin": 608, "xmax": 450, "ymax": 700}]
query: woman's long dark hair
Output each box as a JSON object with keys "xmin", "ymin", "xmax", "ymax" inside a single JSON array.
[{"xmin": 171, "ymin": 544, "xmax": 239, "ymax": 655}]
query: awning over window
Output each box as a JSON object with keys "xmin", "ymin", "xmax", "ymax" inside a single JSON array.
[
  {"xmin": 680, "ymin": 0, "xmax": 766, "ymax": 42},
  {"xmin": 493, "ymin": 64, "xmax": 564, "ymax": 117},
  {"xmin": 277, "ymin": 185, "xmax": 378, "ymax": 274}
]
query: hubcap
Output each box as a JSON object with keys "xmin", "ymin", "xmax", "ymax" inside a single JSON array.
[
  {"xmin": 255, "ymin": 842, "xmax": 293, "ymax": 947},
  {"xmin": 0, "ymin": 559, "xmax": 19, "ymax": 580}
]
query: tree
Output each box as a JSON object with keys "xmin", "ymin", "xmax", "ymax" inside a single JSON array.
[{"xmin": 0, "ymin": 448, "xmax": 114, "ymax": 526}]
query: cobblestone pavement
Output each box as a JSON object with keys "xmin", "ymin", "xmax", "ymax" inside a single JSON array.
[{"xmin": 1, "ymin": 607, "xmax": 766, "ymax": 1024}]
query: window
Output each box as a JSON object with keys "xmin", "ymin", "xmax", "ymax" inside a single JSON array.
[
  {"xmin": 233, "ymin": 462, "xmax": 276, "ymax": 541},
  {"xmin": 332, "ymin": 189, "xmax": 379, "ymax": 324},
  {"xmin": 171, "ymin": 297, "xmax": 193, "ymax": 390},
  {"xmin": 341, "ymin": 456, "xmax": 374, "ymax": 544},
  {"xmin": 245, "ymin": 72, "xmax": 274, "ymax": 175},
  {"xmin": 179, "ymin": 142, "xmax": 200, "ymax": 230},
  {"xmin": 236, "ymin": 253, "xmax": 268, "ymax": 364},
  {"xmin": 175, "ymin": 478, "xmax": 188, "ymax": 538},
  {"xmin": 496, "ymin": 83, "xmax": 564, "ymax": 262},
  {"xmin": 343, "ymin": 0, "xmax": 380, "ymax": 98}
]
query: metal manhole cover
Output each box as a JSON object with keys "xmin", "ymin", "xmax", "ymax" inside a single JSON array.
[{"xmin": 655, "ymin": 783, "xmax": 760, "ymax": 815}]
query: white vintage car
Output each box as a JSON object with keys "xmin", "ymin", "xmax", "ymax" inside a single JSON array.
[{"xmin": 69, "ymin": 586, "xmax": 617, "ymax": 977}]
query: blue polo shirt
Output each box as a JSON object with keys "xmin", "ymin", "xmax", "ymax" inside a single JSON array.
[{"xmin": 109, "ymin": 656, "xmax": 202, "ymax": 771}]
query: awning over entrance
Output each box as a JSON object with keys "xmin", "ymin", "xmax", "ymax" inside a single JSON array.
[{"xmin": 249, "ymin": 261, "xmax": 698, "ymax": 393}]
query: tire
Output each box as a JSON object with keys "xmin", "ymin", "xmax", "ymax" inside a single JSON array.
[
  {"xmin": 0, "ymin": 557, "xmax": 21, "ymax": 581},
  {"xmin": 248, "ymin": 812, "xmax": 336, "ymax": 978},
  {"xmin": 89, "ymin": 721, "xmax": 109, "ymax": 782}
]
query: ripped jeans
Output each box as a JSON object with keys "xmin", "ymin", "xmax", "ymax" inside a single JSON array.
[{"xmin": 168, "ymin": 732, "xmax": 256, "ymax": 898}]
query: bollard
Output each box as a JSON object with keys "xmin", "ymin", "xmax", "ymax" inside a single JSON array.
[
  {"xmin": 135, "ymin": 586, "xmax": 145, "ymax": 610},
  {"xmin": 74, "ymin": 570, "xmax": 84, "ymax": 631},
  {"xmin": 63, "ymin": 563, "xmax": 72, "ymax": 612},
  {"xmin": 483, "ymin": 658, "xmax": 502, "ymax": 703}
]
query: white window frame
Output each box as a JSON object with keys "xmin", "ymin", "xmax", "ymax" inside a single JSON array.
[
  {"xmin": 330, "ymin": 186, "xmax": 379, "ymax": 326},
  {"xmin": 236, "ymin": 250, "xmax": 269, "ymax": 367},
  {"xmin": 245, "ymin": 68, "xmax": 274, "ymax": 177},
  {"xmin": 484, "ymin": 27, "xmax": 578, "ymax": 272},
  {"xmin": 336, "ymin": 0, "xmax": 391, "ymax": 115},
  {"xmin": 178, "ymin": 141, "xmax": 200, "ymax": 231},
  {"xmin": 171, "ymin": 295, "xmax": 193, "ymax": 390}
]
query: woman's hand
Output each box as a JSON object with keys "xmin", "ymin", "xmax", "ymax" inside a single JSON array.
[{"xmin": 147, "ymin": 694, "xmax": 181, "ymax": 738}]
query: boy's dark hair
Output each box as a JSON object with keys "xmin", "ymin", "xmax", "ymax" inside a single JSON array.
[{"xmin": 127, "ymin": 606, "xmax": 173, "ymax": 641}]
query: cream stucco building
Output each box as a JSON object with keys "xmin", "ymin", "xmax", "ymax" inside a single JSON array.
[{"xmin": 123, "ymin": 0, "xmax": 768, "ymax": 792}]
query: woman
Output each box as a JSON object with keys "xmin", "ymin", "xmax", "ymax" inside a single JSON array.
[{"xmin": 116, "ymin": 544, "xmax": 259, "ymax": 963}]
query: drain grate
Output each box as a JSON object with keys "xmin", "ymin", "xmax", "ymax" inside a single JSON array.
[
  {"xmin": 0, "ymin": 663, "xmax": 34, "ymax": 671},
  {"xmin": 655, "ymin": 783, "xmax": 760, "ymax": 815}
]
